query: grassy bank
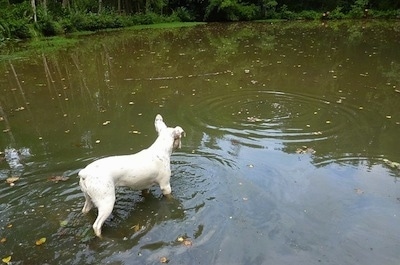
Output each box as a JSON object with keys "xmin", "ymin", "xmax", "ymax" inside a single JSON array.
[{"xmin": 0, "ymin": 21, "xmax": 205, "ymax": 61}]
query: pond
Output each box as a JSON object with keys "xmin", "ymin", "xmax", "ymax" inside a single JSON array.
[{"xmin": 0, "ymin": 21, "xmax": 399, "ymax": 264}]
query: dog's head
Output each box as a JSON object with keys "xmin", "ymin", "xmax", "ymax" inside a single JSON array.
[
  {"xmin": 154, "ymin": 114, "xmax": 185, "ymax": 150},
  {"xmin": 172, "ymin": 126, "xmax": 185, "ymax": 149}
]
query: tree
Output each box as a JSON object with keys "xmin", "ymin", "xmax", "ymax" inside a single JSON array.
[{"xmin": 31, "ymin": 0, "xmax": 37, "ymax": 22}]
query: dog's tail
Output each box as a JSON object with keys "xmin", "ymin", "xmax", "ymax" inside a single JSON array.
[{"xmin": 78, "ymin": 168, "xmax": 88, "ymax": 192}]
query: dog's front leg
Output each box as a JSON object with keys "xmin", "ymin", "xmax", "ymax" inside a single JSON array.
[{"xmin": 158, "ymin": 177, "xmax": 172, "ymax": 197}]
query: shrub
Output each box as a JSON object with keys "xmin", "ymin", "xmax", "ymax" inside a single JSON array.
[
  {"xmin": 131, "ymin": 12, "xmax": 165, "ymax": 25},
  {"xmin": 298, "ymin": 10, "xmax": 320, "ymax": 20},
  {"xmin": 0, "ymin": 20, "xmax": 10, "ymax": 40},
  {"xmin": 36, "ymin": 16, "xmax": 64, "ymax": 36},
  {"xmin": 279, "ymin": 4, "xmax": 295, "ymax": 20},
  {"xmin": 173, "ymin": 7, "xmax": 194, "ymax": 22},
  {"xmin": 8, "ymin": 19, "xmax": 32, "ymax": 39},
  {"xmin": 329, "ymin": 6, "xmax": 346, "ymax": 19},
  {"xmin": 59, "ymin": 18, "xmax": 76, "ymax": 33}
]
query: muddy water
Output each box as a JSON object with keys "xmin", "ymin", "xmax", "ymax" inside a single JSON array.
[{"xmin": 0, "ymin": 21, "xmax": 399, "ymax": 264}]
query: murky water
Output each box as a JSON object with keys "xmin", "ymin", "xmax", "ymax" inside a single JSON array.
[{"xmin": 0, "ymin": 21, "xmax": 399, "ymax": 264}]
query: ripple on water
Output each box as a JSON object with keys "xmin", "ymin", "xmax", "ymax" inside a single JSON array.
[{"xmin": 185, "ymin": 89, "xmax": 370, "ymax": 149}]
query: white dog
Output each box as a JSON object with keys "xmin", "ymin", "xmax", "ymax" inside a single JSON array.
[{"xmin": 78, "ymin": 114, "xmax": 184, "ymax": 237}]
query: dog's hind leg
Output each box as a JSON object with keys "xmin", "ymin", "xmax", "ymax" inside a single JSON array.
[
  {"xmin": 82, "ymin": 193, "xmax": 94, "ymax": 213},
  {"xmin": 92, "ymin": 191, "xmax": 116, "ymax": 238}
]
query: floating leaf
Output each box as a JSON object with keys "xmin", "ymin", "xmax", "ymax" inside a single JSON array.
[
  {"xmin": 48, "ymin": 176, "xmax": 69, "ymax": 183},
  {"xmin": 354, "ymin": 188, "xmax": 364, "ymax": 195},
  {"xmin": 60, "ymin": 220, "xmax": 68, "ymax": 227},
  {"xmin": 247, "ymin": 116, "xmax": 262, "ymax": 122},
  {"xmin": 296, "ymin": 146, "xmax": 316, "ymax": 155},
  {"xmin": 131, "ymin": 224, "xmax": 140, "ymax": 233},
  {"xmin": 2, "ymin": 256, "xmax": 11, "ymax": 264},
  {"xmin": 6, "ymin": 176, "xmax": 19, "ymax": 184},
  {"xmin": 183, "ymin": 239, "xmax": 192, "ymax": 246},
  {"xmin": 35, "ymin": 237, "xmax": 46, "ymax": 246},
  {"xmin": 102, "ymin": 121, "xmax": 111, "ymax": 126},
  {"xmin": 160, "ymin": 256, "xmax": 169, "ymax": 263}
]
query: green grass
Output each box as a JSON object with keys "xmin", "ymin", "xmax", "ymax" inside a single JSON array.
[{"xmin": 0, "ymin": 21, "xmax": 204, "ymax": 62}]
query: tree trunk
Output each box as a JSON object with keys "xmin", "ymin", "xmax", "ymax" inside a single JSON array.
[
  {"xmin": 98, "ymin": 0, "xmax": 102, "ymax": 14},
  {"xmin": 42, "ymin": 0, "xmax": 47, "ymax": 15},
  {"xmin": 31, "ymin": 0, "xmax": 37, "ymax": 22}
]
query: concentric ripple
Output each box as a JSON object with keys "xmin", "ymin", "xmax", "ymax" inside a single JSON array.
[{"xmin": 184, "ymin": 88, "xmax": 369, "ymax": 150}]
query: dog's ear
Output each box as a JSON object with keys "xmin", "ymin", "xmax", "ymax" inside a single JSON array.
[
  {"xmin": 155, "ymin": 114, "xmax": 167, "ymax": 134},
  {"xmin": 172, "ymin": 126, "xmax": 185, "ymax": 149}
]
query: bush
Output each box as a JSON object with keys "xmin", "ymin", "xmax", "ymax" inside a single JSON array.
[
  {"xmin": 279, "ymin": 4, "xmax": 295, "ymax": 20},
  {"xmin": 173, "ymin": 7, "xmax": 194, "ymax": 22},
  {"xmin": 59, "ymin": 18, "xmax": 76, "ymax": 33},
  {"xmin": 131, "ymin": 12, "xmax": 165, "ymax": 25},
  {"xmin": 36, "ymin": 16, "xmax": 64, "ymax": 36},
  {"xmin": 298, "ymin": 10, "xmax": 320, "ymax": 20},
  {"xmin": 8, "ymin": 19, "xmax": 32, "ymax": 39},
  {"xmin": 329, "ymin": 6, "xmax": 346, "ymax": 19}
]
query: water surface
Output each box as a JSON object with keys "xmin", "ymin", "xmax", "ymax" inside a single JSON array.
[{"xmin": 0, "ymin": 21, "xmax": 399, "ymax": 264}]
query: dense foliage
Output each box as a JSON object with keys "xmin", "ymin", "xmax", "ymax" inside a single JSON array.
[{"xmin": 1, "ymin": 0, "xmax": 399, "ymax": 41}]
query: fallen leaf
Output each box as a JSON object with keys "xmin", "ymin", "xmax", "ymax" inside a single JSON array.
[
  {"xmin": 0, "ymin": 238, "xmax": 6, "ymax": 243},
  {"xmin": 354, "ymin": 188, "xmax": 364, "ymax": 195},
  {"xmin": 160, "ymin": 256, "xmax": 169, "ymax": 263},
  {"xmin": 247, "ymin": 116, "xmax": 262, "ymax": 122},
  {"xmin": 6, "ymin": 177, "xmax": 19, "ymax": 184},
  {"xmin": 35, "ymin": 237, "xmax": 46, "ymax": 246},
  {"xmin": 48, "ymin": 176, "xmax": 69, "ymax": 183},
  {"xmin": 183, "ymin": 239, "xmax": 192, "ymax": 246},
  {"xmin": 131, "ymin": 224, "xmax": 140, "ymax": 233},
  {"xmin": 2, "ymin": 256, "xmax": 11, "ymax": 264}
]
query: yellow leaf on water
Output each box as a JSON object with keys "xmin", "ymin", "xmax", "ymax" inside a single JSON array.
[
  {"xmin": 6, "ymin": 177, "xmax": 19, "ymax": 184},
  {"xmin": 2, "ymin": 256, "xmax": 11, "ymax": 264},
  {"xmin": 131, "ymin": 224, "xmax": 140, "ymax": 232},
  {"xmin": 183, "ymin": 239, "xmax": 193, "ymax": 246},
  {"xmin": 35, "ymin": 237, "xmax": 46, "ymax": 246},
  {"xmin": 160, "ymin": 256, "xmax": 169, "ymax": 263}
]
